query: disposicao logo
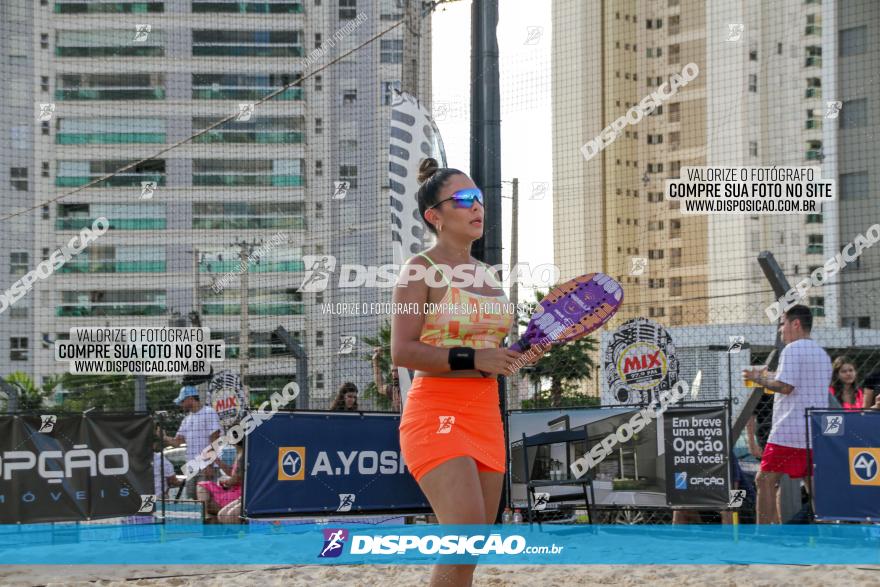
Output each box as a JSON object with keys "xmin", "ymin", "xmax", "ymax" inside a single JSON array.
[
  {"xmin": 278, "ymin": 447, "xmax": 305, "ymax": 481},
  {"xmin": 849, "ymin": 448, "xmax": 880, "ymax": 486},
  {"xmin": 318, "ymin": 529, "xmax": 349, "ymax": 558}
]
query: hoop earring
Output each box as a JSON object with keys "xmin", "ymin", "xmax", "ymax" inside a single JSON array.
[{"xmin": 437, "ymin": 223, "xmax": 443, "ymax": 233}]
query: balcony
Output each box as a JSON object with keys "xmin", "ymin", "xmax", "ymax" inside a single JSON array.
[
  {"xmin": 57, "ymin": 304, "xmax": 166, "ymax": 317},
  {"xmin": 57, "ymin": 131, "xmax": 165, "ymax": 145},
  {"xmin": 55, "ymin": 1, "xmax": 164, "ymax": 13},
  {"xmin": 56, "ymin": 173, "xmax": 165, "ymax": 188},
  {"xmin": 805, "ymin": 56, "xmax": 821, "ymax": 67},
  {"xmin": 56, "ymin": 88, "xmax": 166, "ymax": 101},
  {"xmin": 805, "ymin": 25, "xmax": 821, "ymax": 35},
  {"xmin": 805, "ymin": 149, "xmax": 823, "ymax": 160},
  {"xmin": 57, "ymin": 260, "xmax": 166, "ymax": 273},
  {"xmin": 805, "ymin": 119, "xmax": 821, "ymax": 130},
  {"xmin": 202, "ymin": 303, "xmax": 305, "ymax": 316},
  {"xmin": 805, "ymin": 88, "xmax": 820, "ymax": 99},
  {"xmin": 192, "ymin": 87, "xmax": 302, "ymax": 100},
  {"xmin": 192, "ymin": 174, "xmax": 303, "ymax": 187},
  {"xmin": 200, "ymin": 259, "xmax": 305, "ymax": 273},
  {"xmin": 193, "ymin": 130, "xmax": 304, "ymax": 145},
  {"xmin": 56, "ymin": 217, "xmax": 166, "ymax": 230},
  {"xmin": 192, "ymin": 216, "xmax": 305, "ymax": 230},
  {"xmin": 191, "ymin": 1, "xmax": 304, "ymax": 13},
  {"xmin": 806, "ymin": 244, "xmax": 824, "ymax": 255}
]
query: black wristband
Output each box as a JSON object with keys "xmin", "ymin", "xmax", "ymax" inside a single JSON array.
[{"xmin": 448, "ymin": 347, "xmax": 475, "ymax": 371}]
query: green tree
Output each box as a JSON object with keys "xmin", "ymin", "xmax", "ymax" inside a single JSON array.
[
  {"xmin": 517, "ymin": 289, "xmax": 598, "ymax": 408},
  {"xmin": 4, "ymin": 372, "xmax": 53, "ymax": 411},
  {"xmin": 362, "ymin": 320, "xmax": 392, "ymax": 410},
  {"xmin": 55, "ymin": 374, "xmax": 180, "ymax": 412}
]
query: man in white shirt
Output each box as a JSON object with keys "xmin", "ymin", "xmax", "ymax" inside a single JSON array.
[
  {"xmin": 163, "ymin": 386, "xmax": 221, "ymax": 498},
  {"xmin": 744, "ymin": 305, "xmax": 832, "ymax": 524}
]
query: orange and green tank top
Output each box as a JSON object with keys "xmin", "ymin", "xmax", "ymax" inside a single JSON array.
[{"xmin": 416, "ymin": 252, "xmax": 516, "ymax": 349}]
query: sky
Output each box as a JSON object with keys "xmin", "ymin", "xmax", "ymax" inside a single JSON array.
[{"xmin": 431, "ymin": 0, "xmax": 553, "ymax": 300}]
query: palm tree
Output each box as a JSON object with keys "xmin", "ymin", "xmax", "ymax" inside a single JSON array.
[
  {"xmin": 362, "ymin": 320, "xmax": 393, "ymax": 410},
  {"xmin": 4, "ymin": 372, "xmax": 55, "ymax": 411}
]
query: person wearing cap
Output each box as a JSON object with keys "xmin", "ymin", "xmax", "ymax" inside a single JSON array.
[{"xmin": 163, "ymin": 386, "xmax": 222, "ymax": 499}]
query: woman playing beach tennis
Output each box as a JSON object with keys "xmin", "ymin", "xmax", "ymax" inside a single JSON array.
[{"xmin": 392, "ymin": 158, "xmax": 546, "ymax": 587}]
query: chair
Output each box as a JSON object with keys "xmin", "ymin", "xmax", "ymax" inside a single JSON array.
[{"xmin": 520, "ymin": 428, "xmax": 596, "ymax": 527}]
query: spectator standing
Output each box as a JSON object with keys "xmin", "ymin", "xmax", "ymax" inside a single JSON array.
[
  {"xmin": 330, "ymin": 382, "xmax": 359, "ymax": 411},
  {"xmin": 163, "ymin": 386, "xmax": 221, "ymax": 499},
  {"xmin": 743, "ymin": 305, "xmax": 832, "ymax": 524},
  {"xmin": 829, "ymin": 356, "xmax": 871, "ymax": 410}
]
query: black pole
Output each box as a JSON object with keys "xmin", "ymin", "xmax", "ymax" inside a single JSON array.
[
  {"xmin": 273, "ymin": 326, "xmax": 308, "ymax": 409},
  {"xmin": 470, "ymin": 0, "xmax": 505, "ymax": 524},
  {"xmin": 470, "ymin": 0, "xmax": 501, "ymax": 266}
]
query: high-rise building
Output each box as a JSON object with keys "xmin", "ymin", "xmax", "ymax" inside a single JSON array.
[
  {"xmin": 552, "ymin": 0, "xmax": 873, "ymax": 333},
  {"xmin": 0, "ymin": 0, "xmax": 431, "ymax": 407}
]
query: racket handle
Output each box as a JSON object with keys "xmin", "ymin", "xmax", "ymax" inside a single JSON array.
[{"xmin": 510, "ymin": 338, "xmax": 531, "ymax": 353}]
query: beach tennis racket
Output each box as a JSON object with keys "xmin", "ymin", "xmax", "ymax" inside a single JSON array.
[{"xmin": 510, "ymin": 272, "xmax": 623, "ymax": 353}]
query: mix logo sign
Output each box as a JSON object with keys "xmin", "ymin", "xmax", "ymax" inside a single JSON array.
[
  {"xmin": 209, "ymin": 371, "xmax": 248, "ymax": 428},
  {"xmin": 604, "ymin": 318, "xmax": 679, "ymax": 405},
  {"xmin": 849, "ymin": 448, "xmax": 880, "ymax": 486},
  {"xmin": 318, "ymin": 529, "xmax": 349, "ymax": 558}
]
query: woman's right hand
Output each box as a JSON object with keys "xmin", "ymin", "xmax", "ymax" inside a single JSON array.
[{"xmin": 474, "ymin": 348, "xmax": 523, "ymax": 376}]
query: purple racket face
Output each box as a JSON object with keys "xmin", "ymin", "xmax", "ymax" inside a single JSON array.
[{"xmin": 510, "ymin": 273, "xmax": 623, "ymax": 352}]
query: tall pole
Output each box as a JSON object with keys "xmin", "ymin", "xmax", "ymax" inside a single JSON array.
[
  {"xmin": 470, "ymin": 0, "xmax": 504, "ymax": 523},
  {"xmin": 510, "ymin": 178, "xmax": 519, "ymax": 338},
  {"xmin": 509, "ymin": 178, "xmax": 526, "ymax": 407},
  {"xmin": 469, "ymin": 0, "xmax": 501, "ymax": 266},
  {"xmin": 134, "ymin": 376, "xmax": 146, "ymax": 413},
  {"xmin": 402, "ymin": 0, "xmax": 420, "ymax": 95},
  {"xmin": 193, "ymin": 247, "xmax": 200, "ymax": 316},
  {"xmin": 239, "ymin": 244, "xmax": 250, "ymax": 385}
]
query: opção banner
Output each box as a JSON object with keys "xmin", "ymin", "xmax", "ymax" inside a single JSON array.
[
  {"xmin": 663, "ymin": 406, "xmax": 730, "ymax": 507},
  {"xmin": 0, "ymin": 414, "xmax": 153, "ymax": 523}
]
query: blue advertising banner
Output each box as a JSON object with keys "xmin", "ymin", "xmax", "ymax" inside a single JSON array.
[
  {"xmin": 243, "ymin": 412, "xmax": 429, "ymax": 516},
  {"xmin": 809, "ymin": 409, "xmax": 880, "ymax": 522}
]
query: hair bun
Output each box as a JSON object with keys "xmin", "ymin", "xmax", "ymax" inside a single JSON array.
[{"xmin": 417, "ymin": 157, "xmax": 439, "ymax": 184}]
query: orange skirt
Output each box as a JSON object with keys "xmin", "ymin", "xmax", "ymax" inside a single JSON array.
[{"xmin": 399, "ymin": 376, "xmax": 506, "ymax": 482}]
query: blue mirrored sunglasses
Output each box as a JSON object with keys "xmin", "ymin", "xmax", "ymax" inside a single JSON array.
[{"xmin": 428, "ymin": 188, "xmax": 484, "ymax": 210}]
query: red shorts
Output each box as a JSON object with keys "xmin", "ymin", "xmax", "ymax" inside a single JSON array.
[{"xmin": 760, "ymin": 442, "xmax": 812, "ymax": 479}]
